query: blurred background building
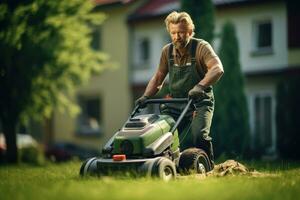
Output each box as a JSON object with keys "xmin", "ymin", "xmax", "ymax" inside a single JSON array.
[{"xmin": 3, "ymin": 0, "xmax": 296, "ymax": 159}]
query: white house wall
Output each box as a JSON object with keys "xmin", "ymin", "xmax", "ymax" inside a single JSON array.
[
  {"xmin": 129, "ymin": 1, "xmax": 291, "ymax": 156},
  {"xmin": 215, "ymin": 2, "xmax": 287, "ymax": 156},
  {"xmin": 132, "ymin": 1, "xmax": 288, "ymax": 84},
  {"xmin": 215, "ymin": 1, "xmax": 287, "ymax": 72},
  {"xmin": 53, "ymin": 6, "xmax": 133, "ymax": 149}
]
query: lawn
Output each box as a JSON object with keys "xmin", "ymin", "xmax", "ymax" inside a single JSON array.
[{"xmin": 0, "ymin": 160, "xmax": 299, "ymax": 200}]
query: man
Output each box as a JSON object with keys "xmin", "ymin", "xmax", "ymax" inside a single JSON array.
[{"xmin": 135, "ymin": 11, "xmax": 224, "ymax": 167}]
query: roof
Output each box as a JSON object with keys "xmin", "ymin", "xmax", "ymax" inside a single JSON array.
[
  {"xmin": 134, "ymin": 0, "xmax": 178, "ymax": 16},
  {"xmin": 127, "ymin": 0, "xmax": 281, "ymax": 22},
  {"xmin": 93, "ymin": 0, "xmax": 135, "ymax": 6},
  {"xmin": 127, "ymin": 0, "xmax": 177, "ymax": 22},
  {"xmin": 213, "ymin": 0, "xmax": 252, "ymax": 5}
]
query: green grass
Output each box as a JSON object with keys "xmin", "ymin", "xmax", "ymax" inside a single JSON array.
[{"xmin": 0, "ymin": 160, "xmax": 299, "ymax": 200}]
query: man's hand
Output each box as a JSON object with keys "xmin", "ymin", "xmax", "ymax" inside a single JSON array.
[
  {"xmin": 188, "ymin": 84, "xmax": 206, "ymax": 100},
  {"xmin": 135, "ymin": 95, "xmax": 148, "ymax": 108}
]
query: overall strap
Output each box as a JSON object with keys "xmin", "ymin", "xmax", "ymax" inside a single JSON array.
[
  {"xmin": 190, "ymin": 38, "xmax": 206, "ymax": 79},
  {"xmin": 168, "ymin": 43, "xmax": 174, "ymax": 71},
  {"xmin": 190, "ymin": 38, "xmax": 198, "ymax": 65}
]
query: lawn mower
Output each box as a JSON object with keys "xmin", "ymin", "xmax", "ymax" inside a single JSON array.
[{"xmin": 79, "ymin": 98, "xmax": 213, "ymax": 181}]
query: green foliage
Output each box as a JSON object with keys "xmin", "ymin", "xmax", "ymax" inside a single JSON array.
[
  {"xmin": 276, "ymin": 74, "xmax": 300, "ymax": 159},
  {"xmin": 19, "ymin": 145, "xmax": 45, "ymax": 166},
  {"xmin": 0, "ymin": 0, "xmax": 107, "ymax": 121},
  {"xmin": 0, "ymin": 0, "xmax": 107, "ymax": 163},
  {"xmin": 212, "ymin": 22, "xmax": 250, "ymax": 158},
  {"xmin": 180, "ymin": 0, "xmax": 215, "ymax": 43}
]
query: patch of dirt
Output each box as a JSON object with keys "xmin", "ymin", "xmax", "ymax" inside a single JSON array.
[
  {"xmin": 177, "ymin": 160, "xmax": 276, "ymax": 179},
  {"xmin": 207, "ymin": 160, "xmax": 270, "ymax": 177}
]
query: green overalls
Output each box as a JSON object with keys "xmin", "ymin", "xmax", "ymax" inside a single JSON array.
[{"xmin": 161, "ymin": 38, "xmax": 215, "ymax": 162}]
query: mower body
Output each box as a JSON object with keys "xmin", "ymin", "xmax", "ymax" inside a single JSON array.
[
  {"xmin": 80, "ymin": 99, "xmax": 213, "ymax": 180},
  {"xmin": 107, "ymin": 114, "xmax": 179, "ymax": 158}
]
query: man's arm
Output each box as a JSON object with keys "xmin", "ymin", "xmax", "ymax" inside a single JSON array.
[
  {"xmin": 143, "ymin": 68, "xmax": 168, "ymax": 97},
  {"xmin": 143, "ymin": 45, "xmax": 169, "ymax": 97},
  {"xmin": 198, "ymin": 57, "xmax": 224, "ymax": 87}
]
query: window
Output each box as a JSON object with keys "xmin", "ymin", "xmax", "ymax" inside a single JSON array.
[
  {"xmin": 91, "ymin": 27, "xmax": 102, "ymax": 50},
  {"xmin": 134, "ymin": 37, "xmax": 151, "ymax": 69},
  {"xmin": 257, "ymin": 22, "xmax": 272, "ymax": 48},
  {"xmin": 140, "ymin": 38, "xmax": 150, "ymax": 62},
  {"xmin": 77, "ymin": 96, "xmax": 102, "ymax": 136},
  {"xmin": 251, "ymin": 94, "xmax": 275, "ymax": 154},
  {"xmin": 252, "ymin": 20, "xmax": 273, "ymax": 55}
]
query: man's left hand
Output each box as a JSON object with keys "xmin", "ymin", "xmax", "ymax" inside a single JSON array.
[{"xmin": 188, "ymin": 84, "xmax": 206, "ymax": 100}]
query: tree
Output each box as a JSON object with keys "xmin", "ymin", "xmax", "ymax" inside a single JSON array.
[
  {"xmin": 211, "ymin": 22, "xmax": 250, "ymax": 158},
  {"xmin": 180, "ymin": 0, "xmax": 215, "ymax": 43},
  {"xmin": 0, "ymin": 0, "xmax": 107, "ymax": 163},
  {"xmin": 276, "ymin": 74, "xmax": 300, "ymax": 159}
]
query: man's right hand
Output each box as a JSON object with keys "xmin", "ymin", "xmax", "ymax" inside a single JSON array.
[
  {"xmin": 135, "ymin": 96, "xmax": 148, "ymax": 108},
  {"xmin": 188, "ymin": 84, "xmax": 206, "ymax": 100}
]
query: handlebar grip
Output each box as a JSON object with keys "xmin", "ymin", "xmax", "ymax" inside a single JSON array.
[{"xmin": 144, "ymin": 98, "xmax": 189, "ymax": 104}]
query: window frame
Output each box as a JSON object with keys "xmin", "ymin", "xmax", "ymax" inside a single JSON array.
[
  {"xmin": 76, "ymin": 95, "xmax": 103, "ymax": 137},
  {"xmin": 248, "ymin": 91, "xmax": 276, "ymax": 155},
  {"xmin": 133, "ymin": 36, "xmax": 151, "ymax": 69},
  {"xmin": 251, "ymin": 18, "xmax": 273, "ymax": 56},
  {"xmin": 90, "ymin": 26, "xmax": 102, "ymax": 51}
]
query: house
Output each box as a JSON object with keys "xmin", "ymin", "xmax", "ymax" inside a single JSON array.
[
  {"xmin": 50, "ymin": 0, "xmax": 145, "ymax": 150},
  {"xmin": 51, "ymin": 0, "xmax": 299, "ymax": 157},
  {"xmin": 127, "ymin": 0, "xmax": 300, "ymax": 157}
]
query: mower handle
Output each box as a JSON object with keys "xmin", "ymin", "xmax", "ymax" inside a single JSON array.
[
  {"xmin": 144, "ymin": 98, "xmax": 190, "ymax": 104},
  {"xmin": 131, "ymin": 98, "xmax": 190, "ymax": 118},
  {"xmin": 130, "ymin": 98, "xmax": 193, "ymax": 134}
]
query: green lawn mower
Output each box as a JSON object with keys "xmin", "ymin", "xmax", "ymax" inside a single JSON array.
[{"xmin": 79, "ymin": 98, "xmax": 213, "ymax": 181}]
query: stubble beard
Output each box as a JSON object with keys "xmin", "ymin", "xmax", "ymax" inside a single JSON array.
[{"xmin": 173, "ymin": 38, "xmax": 190, "ymax": 49}]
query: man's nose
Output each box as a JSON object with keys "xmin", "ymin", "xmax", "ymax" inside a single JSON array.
[{"xmin": 174, "ymin": 33, "xmax": 180, "ymax": 40}]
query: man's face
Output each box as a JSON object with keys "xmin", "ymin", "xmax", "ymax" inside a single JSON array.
[{"xmin": 169, "ymin": 23, "xmax": 192, "ymax": 49}]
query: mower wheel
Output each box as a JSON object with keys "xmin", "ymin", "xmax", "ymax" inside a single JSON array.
[
  {"xmin": 79, "ymin": 157, "xmax": 98, "ymax": 177},
  {"xmin": 178, "ymin": 148, "xmax": 211, "ymax": 175},
  {"xmin": 151, "ymin": 157, "xmax": 177, "ymax": 181}
]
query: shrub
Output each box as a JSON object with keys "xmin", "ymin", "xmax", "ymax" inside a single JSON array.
[
  {"xmin": 19, "ymin": 145, "xmax": 45, "ymax": 166},
  {"xmin": 276, "ymin": 74, "xmax": 300, "ymax": 159}
]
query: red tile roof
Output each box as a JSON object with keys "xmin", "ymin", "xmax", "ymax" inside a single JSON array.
[
  {"xmin": 127, "ymin": 0, "xmax": 178, "ymax": 22},
  {"xmin": 127, "ymin": 0, "xmax": 276, "ymax": 22},
  {"xmin": 134, "ymin": 0, "xmax": 178, "ymax": 16},
  {"xmin": 93, "ymin": 0, "xmax": 135, "ymax": 6}
]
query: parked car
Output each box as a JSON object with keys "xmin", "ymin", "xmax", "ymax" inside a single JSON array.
[
  {"xmin": 0, "ymin": 133, "xmax": 38, "ymax": 150},
  {"xmin": 45, "ymin": 142, "xmax": 99, "ymax": 162},
  {"xmin": 0, "ymin": 133, "xmax": 40, "ymax": 163}
]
